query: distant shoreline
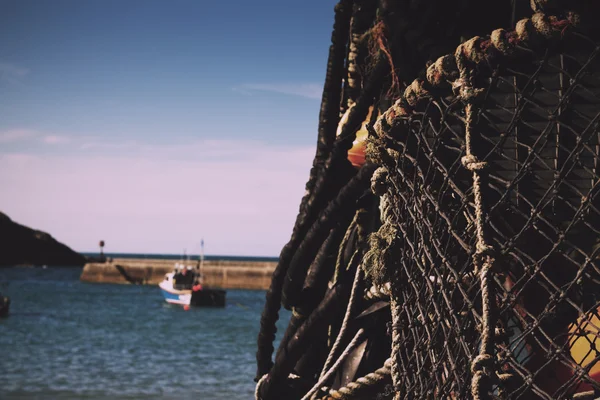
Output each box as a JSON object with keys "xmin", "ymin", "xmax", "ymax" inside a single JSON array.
[
  {"xmin": 80, "ymin": 252, "xmax": 279, "ymax": 263},
  {"xmin": 1, "ymin": 254, "xmax": 280, "ymax": 269}
]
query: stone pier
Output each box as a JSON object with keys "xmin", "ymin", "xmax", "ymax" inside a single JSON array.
[{"xmin": 80, "ymin": 258, "xmax": 276, "ymax": 290}]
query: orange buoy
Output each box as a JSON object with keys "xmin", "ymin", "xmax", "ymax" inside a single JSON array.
[
  {"xmin": 567, "ymin": 307, "xmax": 600, "ymax": 384},
  {"xmin": 183, "ymin": 305, "xmax": 190, "ymax": 311},
  {"xmin": 348, "ymin": 130, "xmax": 367, "ymax": 168},
  {"xmin": 336, "ymin": 105, "xmax": 376, "ymax": 168}
]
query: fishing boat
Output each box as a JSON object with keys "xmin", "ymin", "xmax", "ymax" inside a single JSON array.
[{"xmin": 158, "ymin": 240, "xmax": 226, "ymax": 307}]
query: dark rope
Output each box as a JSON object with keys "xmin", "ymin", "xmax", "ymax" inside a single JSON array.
[
  {"xmin": 258, "ymin": 276, "xmax": 355, "ymax": 400},
  {"xmin": 282, "ymin": 163, "xmax": 377, "ymax": 309},
  {"xmin": 254, "ymin": 0, "xmax": 353, "ymax": 379},
  {"xmin": 273, "ymin": 221, "xmax": 351, "ymax": 378}
]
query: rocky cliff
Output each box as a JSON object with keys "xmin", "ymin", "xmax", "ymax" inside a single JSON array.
[{"xmin": 0, "ymin": 212, "xmax": 85, "ymax": 267}]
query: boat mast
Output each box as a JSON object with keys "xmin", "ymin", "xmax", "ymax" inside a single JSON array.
[{"xmin": 200, "ymin": 238, "xmax": 205, "ymax": 274}]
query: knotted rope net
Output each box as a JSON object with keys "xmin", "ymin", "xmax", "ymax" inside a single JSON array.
[{"xmin": 255, "ymin": 1, "xmax": 600, "ymax": 398}]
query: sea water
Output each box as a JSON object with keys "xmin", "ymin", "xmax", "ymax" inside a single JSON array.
[{"xmin": 0, "ymin": 267, "xmax": 290, "ymax": 399}]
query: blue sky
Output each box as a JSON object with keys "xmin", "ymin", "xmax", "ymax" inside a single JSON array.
[{"xmin": 0, "ymin": 0, "xmax": 338, "ymax": 256}]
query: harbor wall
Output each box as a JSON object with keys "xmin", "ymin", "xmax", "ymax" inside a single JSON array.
[{"xmin": 80, "ymin": 258, "xmax": 276, "ymax": 290}]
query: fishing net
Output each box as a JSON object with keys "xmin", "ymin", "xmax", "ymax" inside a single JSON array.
[{"xmin": 255, "ymin": 1, "xmax": 600, "ymax": 399}]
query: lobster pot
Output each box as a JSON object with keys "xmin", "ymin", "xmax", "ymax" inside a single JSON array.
[
  {"xmin": 479, "ymin": 33, "xmax": 600, "ymax": 398},
  {"xmin": 382, "ymin": 32, "xmax": 600, "ymax": 398}
]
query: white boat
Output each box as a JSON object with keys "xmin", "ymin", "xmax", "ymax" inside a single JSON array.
[
  {"xmin": 158, "ymin": 241, "xmax": 226, "ymax": 307},
  {"xmin": 158, "ymin": 270, "xmax": 193, "ymax": 305}
]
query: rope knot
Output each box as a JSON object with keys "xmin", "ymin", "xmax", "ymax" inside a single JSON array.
[
  {"xmin": 461, "ymin": 155, "xmax": 488, "ymax": 171},
  {"xmin": 530, "ymin": 0, "xmax": 556, "ymax": 13},
  {"xmin": 475, "ymin": 242, "xmax": 495, "ymax": 257},
  {"xmin": 531, "ymin": 13, "xmax": 553, "ymax": 38},
  {"xmin": 566, "ymin": 11, "xmax": 581, "ymax": 29},
  {"xmin": 462, "ymin": 37, "xmax": 486, "ymax": 64},
  {"xmin": 372, "ymin": 119, "xmax": 384, "ymax": 138},
  {"xmin": 452, "ymin": 79, "xmax": 485, "ymax": 103},
  {"xmin": 516, "ymin": 18, "xmax": 537, "ymax": 43},
  {"xmin": 426, "ymin": 55, "xmax": 458, "ymax": 86},
  {"xmin": 371, "ymin": 167, "xmax": 389, "ymax": 196},
  {"xmin": 384, "ymin": 99, "xmax": 411, "ymax": 127},
  {"xmin": 403, "ymin": 80, "xmax": 429, "ymax": 107},
  {"xmin": 490, "ymin": 29, "xmax": 514, "ymax": 55},
  {"xmin": 471, "ymin": 354, "xmax": 495, "ymax": 374}
]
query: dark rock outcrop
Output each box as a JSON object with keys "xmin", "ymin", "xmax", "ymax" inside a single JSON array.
[{"xmin": 0, "ymin": 212, "xmax": 85, "ymax": 267}]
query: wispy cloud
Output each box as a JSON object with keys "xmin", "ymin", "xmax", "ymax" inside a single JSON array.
[
  {"xmin": 237, "ymin": 83, "xmax": 322, "ymax": 100},
  {"xmin": 0, "ymin": 62, "xmax": 29, "ymax": 84},
  {"xmin": 43, "ymin": 135, "xmax": 71, "ymax": 144},
  {"xmin": 0, "ymin": 129, "xmax": 36, "ymax": 143}
]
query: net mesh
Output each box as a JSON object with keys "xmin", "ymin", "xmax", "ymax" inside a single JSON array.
[
  {"xmin": 371, "ymin": 31, "xmax": 600, "ymax": 399},
  {"xmin": 255, "ymin": 2, "xmax": 600, "ymax": 399}
]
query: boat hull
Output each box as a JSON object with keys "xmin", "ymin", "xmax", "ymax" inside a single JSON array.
[
  {"xmin": 159, "ymin": 284, "xmax": 192, "ymax": 305},
  {"xmin": 191, "ymin": 288, "xmax": 226, "ymax": 307}
]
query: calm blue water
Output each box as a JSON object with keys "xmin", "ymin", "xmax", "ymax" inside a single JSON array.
[{"xmin": 0, "ymin": 267, "xmax": 290, "ymax": 399}]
